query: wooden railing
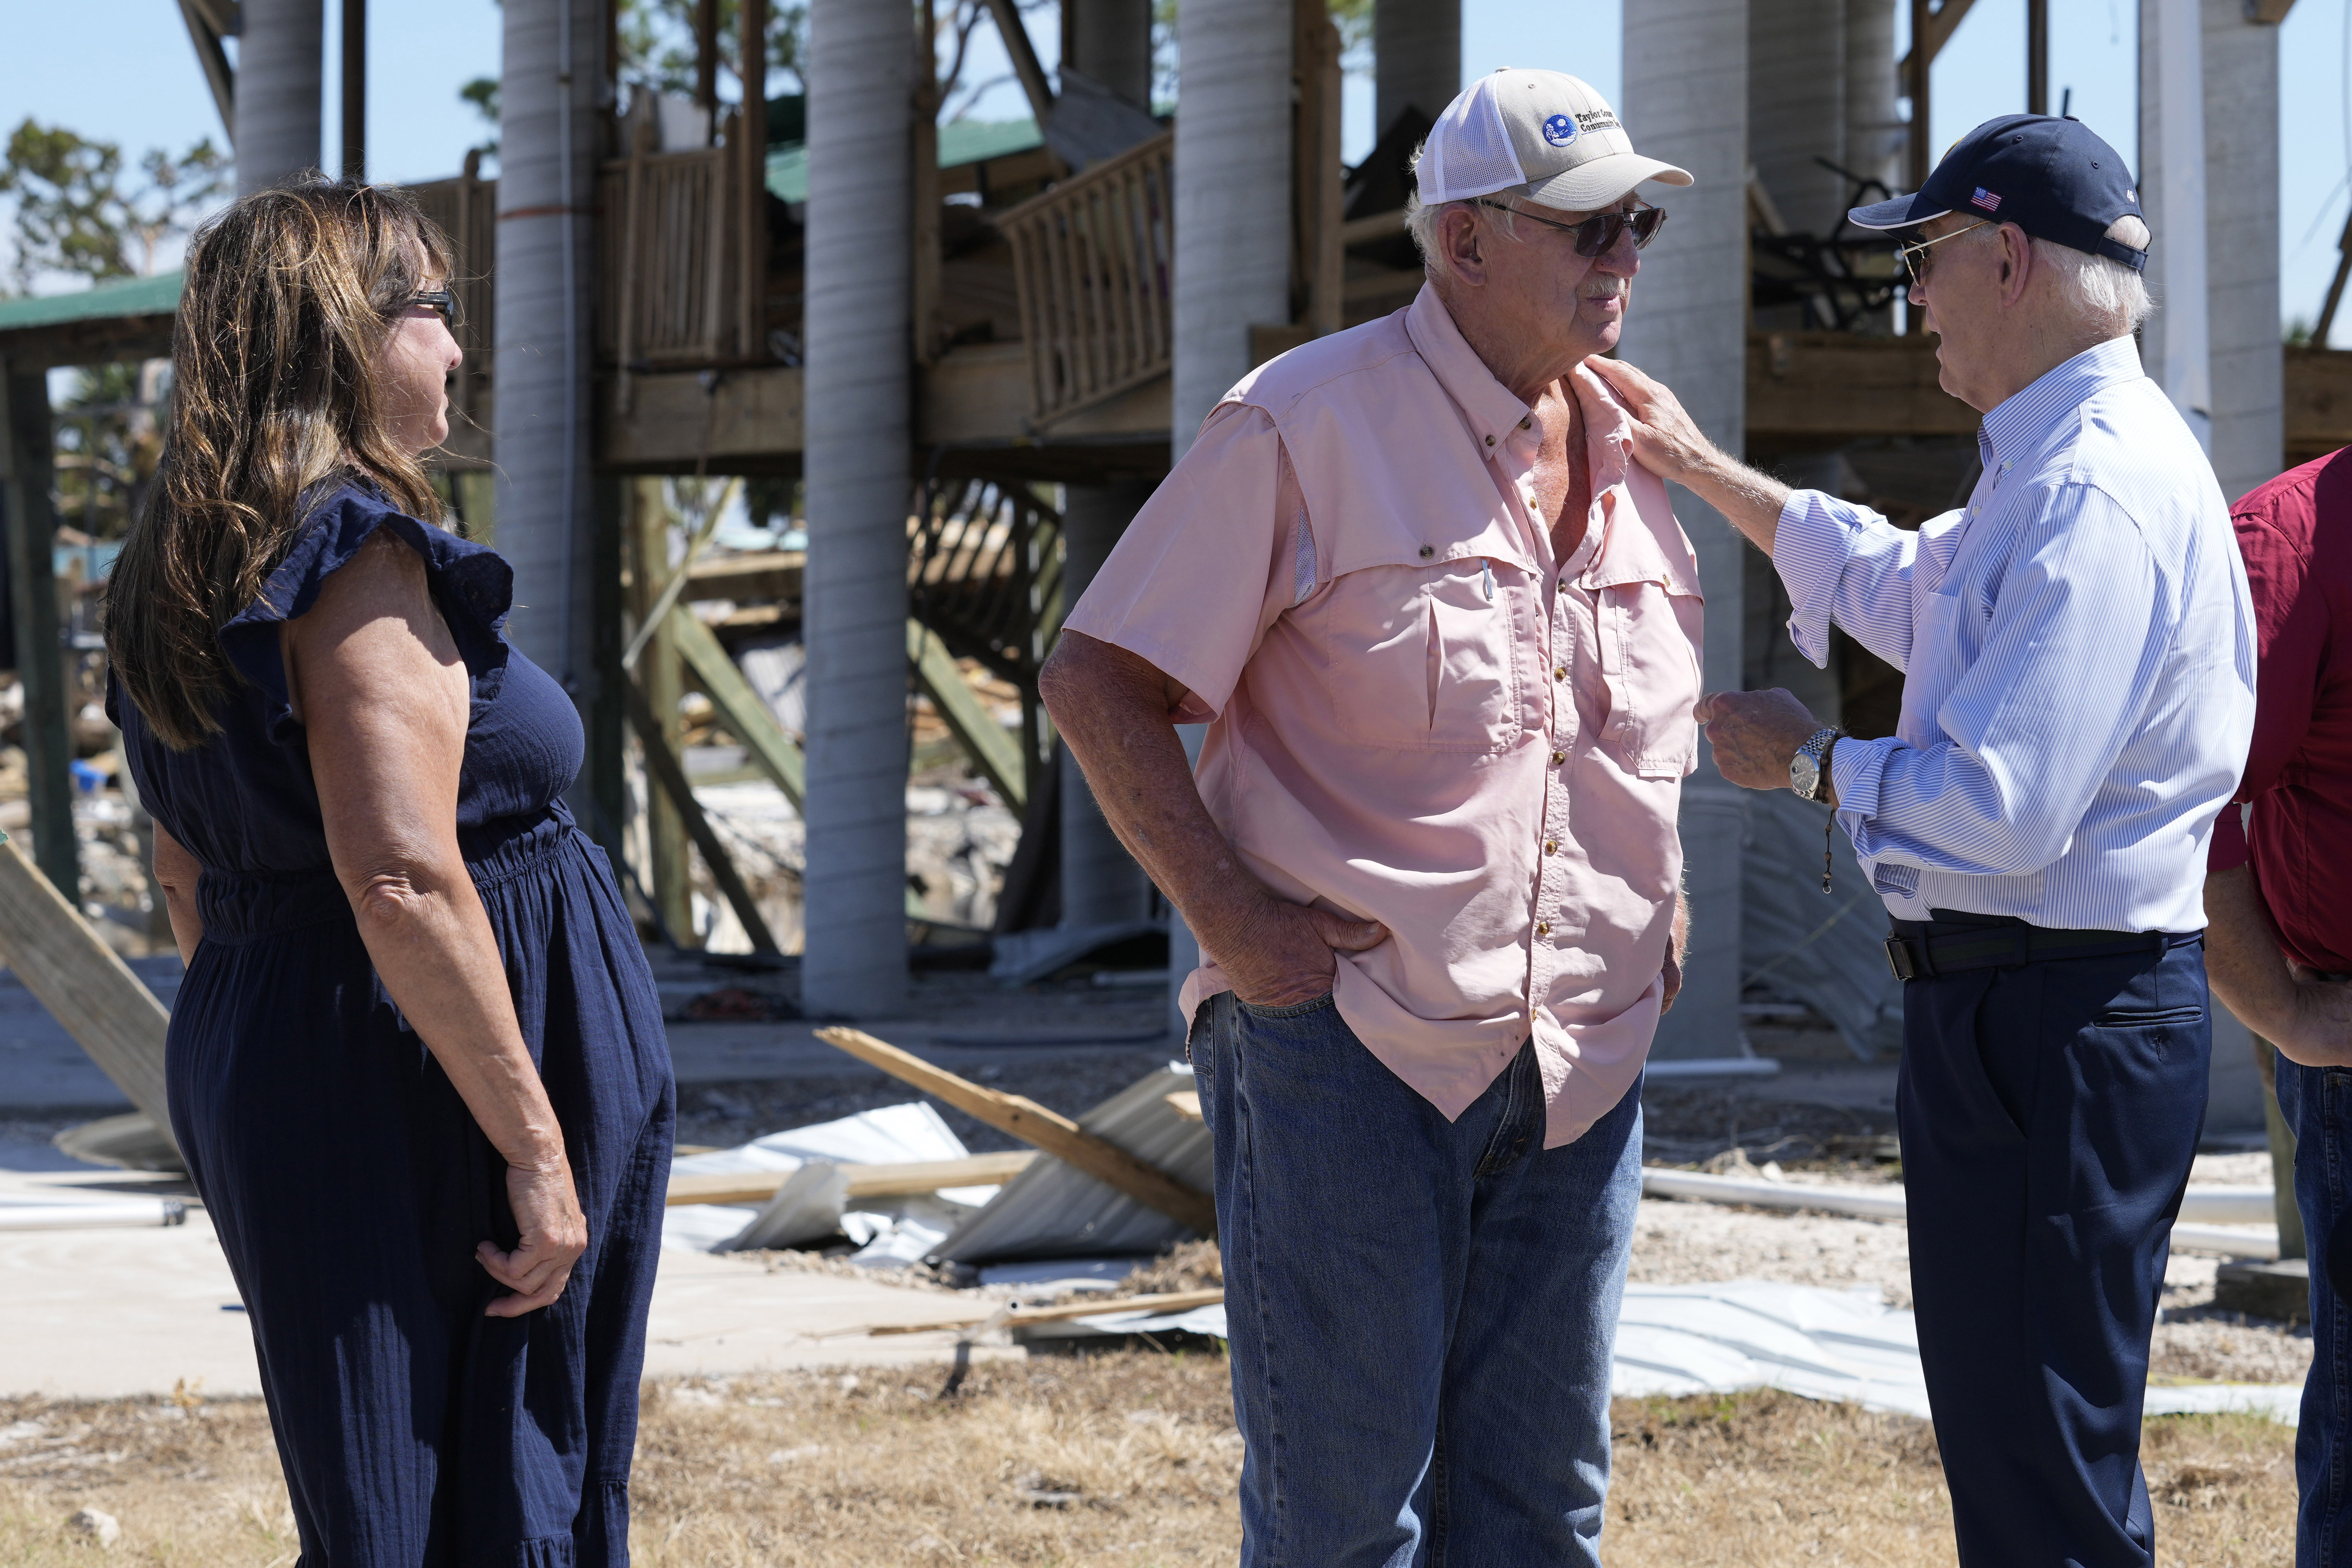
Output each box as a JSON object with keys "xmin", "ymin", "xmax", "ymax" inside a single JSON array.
[
  {"xmin": 998, "ymin": 131, "xmax": 1174, "ymax": 427},
  {"xmin": 409, "ymin": 153, "xmax": 497, "ymax": 437},
  {"xmin": 598, "ymin": 106, "xmax": 767, "ymax": 373}
]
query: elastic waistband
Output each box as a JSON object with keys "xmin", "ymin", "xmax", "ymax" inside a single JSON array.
[{"xmin": 197, "ymin": 810, "xmax": 575, "ymax": 942}]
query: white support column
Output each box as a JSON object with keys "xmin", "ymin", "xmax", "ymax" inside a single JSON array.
[
  {"xmin": 1374, "ymin": 0, "xmax": 1461, "ymax": 138},
  {"xmin": 1165, "ymin": 0, "xmax": 1294, "ymax": 1035},
  {"xmin": 2139, "ymin": 0, "xmax": 2214, "ymax": 451},
  {"xmin": 802, "ymin": 0, "xmax": 914, "ymax": 1014},
  {"xmin": 1058, "ymin": 0, "xmax": 1161, "ymax": 940},
  {"xmin": 2200, "ymin": 2, "xmax": 2283, "ymax": 505},
  {"xmin": 495, "ymin": 0, "xmax": 604, "ymax": 762},
  {"xmin": 1621, "ymin": 0, "xmax": 1750, "ymax": 1059},
  {"xmin": 1748, "ymin": 0, "xmax": 1846, "ymax": 239},
  {"xmin": 1844, "ymin": 0, "xmax": 1901, "ymax": 197},
  {"xmin": 236, "ymin": 0, "xmax": 324, "ymax": 194}
]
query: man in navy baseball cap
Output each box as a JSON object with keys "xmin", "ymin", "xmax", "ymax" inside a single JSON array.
[
  {"xmin": 1579, "ymin": 110, "xmax": 2254, "ymax": 1568},
  {"xmin": 1848, "ymin": 112, "xmax": 2149, "ymax": 270}
]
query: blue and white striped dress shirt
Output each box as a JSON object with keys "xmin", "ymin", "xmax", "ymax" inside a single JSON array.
[{"xmin": 1773, "ymin": 336, "xmax": 2256, "ymax": 934}]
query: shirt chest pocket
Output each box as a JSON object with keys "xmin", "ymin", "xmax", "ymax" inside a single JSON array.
[
  {"xmin": 1305, "ymin": 557, "xmax": 1530, "ymax": 752},
  {"xmin": 1592, "ymin": 573, "xmax": 1703, "ymax": 779}
]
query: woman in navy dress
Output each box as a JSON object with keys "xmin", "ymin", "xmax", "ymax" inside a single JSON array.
[{"xmin": 105, "ymin": 179, "xmax": 673, "ymax": 1563}]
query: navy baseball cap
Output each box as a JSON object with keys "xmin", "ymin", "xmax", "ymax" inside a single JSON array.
[{"xmin": 1848, "ymin": 113, "xmax": 2148, "ymax": 272}]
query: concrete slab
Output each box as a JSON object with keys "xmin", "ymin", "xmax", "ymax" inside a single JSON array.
[{"xmin": 0, "ymin": 1203, "xmax": 1018, "ymax": 1400}]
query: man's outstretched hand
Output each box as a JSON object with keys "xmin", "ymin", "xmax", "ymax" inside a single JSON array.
[
  {"xmin": 1213, "ymin": 892, "xmax": 1389, "ymax": 1010},
  {"xmin": 1697, "ymin": 688, "xmax": 1829, "ymax": 795}
]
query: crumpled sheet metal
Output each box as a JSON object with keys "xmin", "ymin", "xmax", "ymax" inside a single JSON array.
[
  {"xmin": 1018, "ymin": 1278, "xmax": 2307, "ymax": 1425},
  {"xmin": 931, "ymin": 1063, "xmax": 1212, "ymax": 1265}
]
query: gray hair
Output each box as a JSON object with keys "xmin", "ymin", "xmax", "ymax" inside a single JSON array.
[
  {"xmin": 2030, "ymin": 215, "xmax": 2154, "ymax": 336},
  {"xmin": 1404, "ymin": 140, "xmax": 1520, "ymax": 280}
]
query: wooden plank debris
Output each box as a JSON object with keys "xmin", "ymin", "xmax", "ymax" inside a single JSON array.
[
  {"xmin": 1165, "ymin": 1090, "xmax": 1202, "ymax": 1123},
  {"xmin": 0, "ymin": 834, "xmax": 178, "ymax": 1156},
  {"xmin": 622, "ymin": 677, "xmax": 781, "ymax": 953},
  {"xmin": 665, "ymin": 1151, "xmax": 1037, "ymax": 1207},
  {"xmin": 906, "ymin": 620, "xmax": 1026, "ymax": 809},
  {"xmin": 864, "ymin": 1286, "xmax": 1226, "ymax": 1337},
  {"xmin": 812, "ymin": 1026, "xmax": 1218, "ymax": 1234}
]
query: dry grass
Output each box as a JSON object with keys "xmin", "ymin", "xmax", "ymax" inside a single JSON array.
[{"xmin": 0, "ymin": 1363, "xmax": 2301, "ymax": 1566}]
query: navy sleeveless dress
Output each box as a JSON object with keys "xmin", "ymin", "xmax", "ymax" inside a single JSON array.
[{"xmin": 112, "ymin": 485, "xmax": 675, "ymax": 1566}]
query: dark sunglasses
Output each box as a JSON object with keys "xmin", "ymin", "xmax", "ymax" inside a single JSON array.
[
  {"xmin": 1475, "ymin": 199, "xmax": 1667, "ymax": 257},
  {"xmin": 394, "ymin": 289, "xmax": 459, "ymax": 331}
]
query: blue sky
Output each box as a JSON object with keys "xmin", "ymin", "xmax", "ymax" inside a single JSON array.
[{"xmin": 0, "ymin": 0, "xmax": 2345, "ymax": 342}]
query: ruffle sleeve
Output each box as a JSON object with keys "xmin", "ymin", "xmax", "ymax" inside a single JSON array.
[{"xmin": 216, "ymin": 484, "xmax": 514, "ymax": 747}]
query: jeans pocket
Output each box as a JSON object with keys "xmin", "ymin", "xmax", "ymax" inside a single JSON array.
[{"xmin": 1235, "ymin": 991, "xmax": 1337, "ymax": 1022}]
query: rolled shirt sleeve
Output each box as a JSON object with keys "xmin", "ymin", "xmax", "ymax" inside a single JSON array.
[
  {"xmin": 1772, "ymin": 488, "xmax": 1933, "ymax": 673},
  {"xmin": 1059, "ymin": 402, "xmax": 1299, "ymax": 723},
  {"xmin": 1830, "ymin": 490, "xmax": 2164, "ymax": 879}
]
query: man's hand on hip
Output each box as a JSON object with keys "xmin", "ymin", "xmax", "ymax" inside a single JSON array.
[
  {"xmin": 1697, "ymin": 689, "xmax": 1831, "ymax": 797},
  {"xmin": 1215, "ymin": 892, "xmax": 1389, "ymax": 1010}
]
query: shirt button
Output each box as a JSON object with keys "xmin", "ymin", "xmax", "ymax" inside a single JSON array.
[
  {"xmin": 1418, "ymin": 544, "xmax": 1434, "ymax": 559},
  {"xmin": 1536, "ymin": 921, "xmax": 1552, "ymax": 937},
  {"xmin": 1553, "ymin": 665, "xmax": 1566, "ymax": 681},
  {"xmin": 1484, "ymin": 434, "xmax": 1496, "ymax": 447},
  {"xmin": 1551, "ymin": 749, "xmax": 1566, "ymax": 764},
  {"xmin": 1544, "ymin": 839, "xmax": 1558, "ymax": 854},
  {"xmin": 1519, "ymin": 417, "xmax": 1531, "ymax": 430}
]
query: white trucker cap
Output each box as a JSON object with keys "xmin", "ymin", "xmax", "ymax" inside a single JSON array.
[{"xmin": 1418, "ymin": 69, "xmax": 1692, "ymax": 211}]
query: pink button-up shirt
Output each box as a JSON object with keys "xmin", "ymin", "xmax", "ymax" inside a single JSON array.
[{"xmin": 1065, "ymin": 286, "xmax": 1703, "ymax": 1147}]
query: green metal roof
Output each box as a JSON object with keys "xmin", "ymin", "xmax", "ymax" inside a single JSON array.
[
  {"xmin": 0, "ymin": 270, "xmax": 183, "ymax": 335},
  {"xmin": 765, "ymin": 118, "xmax": 1045, "ymax": 205}
]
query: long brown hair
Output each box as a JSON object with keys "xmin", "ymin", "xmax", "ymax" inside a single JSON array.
[{"xmin": 106, "ymin": 176, "xmax": 452, "ymax": 750}]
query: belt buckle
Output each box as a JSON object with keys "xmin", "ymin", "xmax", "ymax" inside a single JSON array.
[{"xmin": 1884, "ymin": 934, "xmax": 1924, "ymax": 981}]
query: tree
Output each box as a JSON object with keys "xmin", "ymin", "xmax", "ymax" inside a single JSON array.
[{"xmin": 0, "ymin": 121, "xmax": 229, "ymax": 293}]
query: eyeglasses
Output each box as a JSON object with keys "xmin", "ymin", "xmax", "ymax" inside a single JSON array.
[
  {"xmin": 1475, "ymin": 199, "xmax": 1667, "ymax": 257},
  {"xmin": 1895, "ymin": 221, "xmax": 1993, "ymax": 286},
  {"xmin": 394, "ymin": 289, "xmax": 459, "ymax": 332}
]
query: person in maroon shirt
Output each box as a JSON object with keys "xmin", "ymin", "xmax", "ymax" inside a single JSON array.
[{"xmin": 2204, "ymin": 444, "xmax": 2352, "ymax": 1563}]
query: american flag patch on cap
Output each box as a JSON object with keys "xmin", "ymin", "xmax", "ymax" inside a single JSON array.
[{"xmin": 1971, "ymin": 187, "xmax": 2002, "ymax": 212}]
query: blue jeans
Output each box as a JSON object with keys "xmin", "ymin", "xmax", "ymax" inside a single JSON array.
[
  {"xmin": 2277, "ymin": 1058, "xmax": 2352, "ymax": 1566},
  {"xmin": 1190, "ymin": 989, "xmax": 1643, "ymax": 1568}
]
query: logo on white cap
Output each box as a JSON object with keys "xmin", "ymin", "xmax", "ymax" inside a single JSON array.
[{"xmin": 1542, "ymin": 114, "xmax": 1578, "ymax": 149}]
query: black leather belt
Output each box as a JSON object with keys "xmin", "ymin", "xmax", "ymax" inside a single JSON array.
[{"xmin": 1883, "ymin": 921, "xmax": 2172, "ymax": 981}]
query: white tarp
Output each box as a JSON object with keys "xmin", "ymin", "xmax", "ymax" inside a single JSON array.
[
  {"xmin": 662, "ymin": 1103, "xmax": 1003, "ymax": 1260},
  {"xmin": 1020, "ymin": 1278, "xmax": 2306, "ymax": 1425}
]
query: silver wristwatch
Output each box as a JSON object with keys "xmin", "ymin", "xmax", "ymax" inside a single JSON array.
[{"xmin": 1789, "ymin": 726, "xmax": 1843, "ymax": 802}]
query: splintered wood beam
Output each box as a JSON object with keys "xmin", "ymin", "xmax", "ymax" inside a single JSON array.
[
  {"xmin": 623, "ymin": 676, "xmax": 782, "ymax": 953},
  {"xmin": 813, "ymin": 1026, "xmax": 1218, "ymax": 1234},
  {"xmin": 670, "ymin": 604, "xmax": 807, "ymax": 807},
  {"xmin": 863, "ymin": 1287, "xmax": 1226, "ymax": 1337},
  {"xmin": 1897, "ymin": 0, "xmax": 1978, "ymax": 83},
  {"xmin": 0, "ymin": 834, "xmax": 178, "ymax": 1157},
  {"xmin": 666, "ymin": 1150, "xmax": 1039, "ymax": 1207},
  {"xmin": 981, "ymin": 0, "xmax": 1059, "ymax": 138},
  {"xmin": 907, "ymin": 620, "xmax": 1025, "ymax": 810}
]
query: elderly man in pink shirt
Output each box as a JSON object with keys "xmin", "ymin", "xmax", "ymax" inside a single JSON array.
[{"xmin": 1041, "ymin": 70, "xmax": 1700, "ymax": 1563}]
